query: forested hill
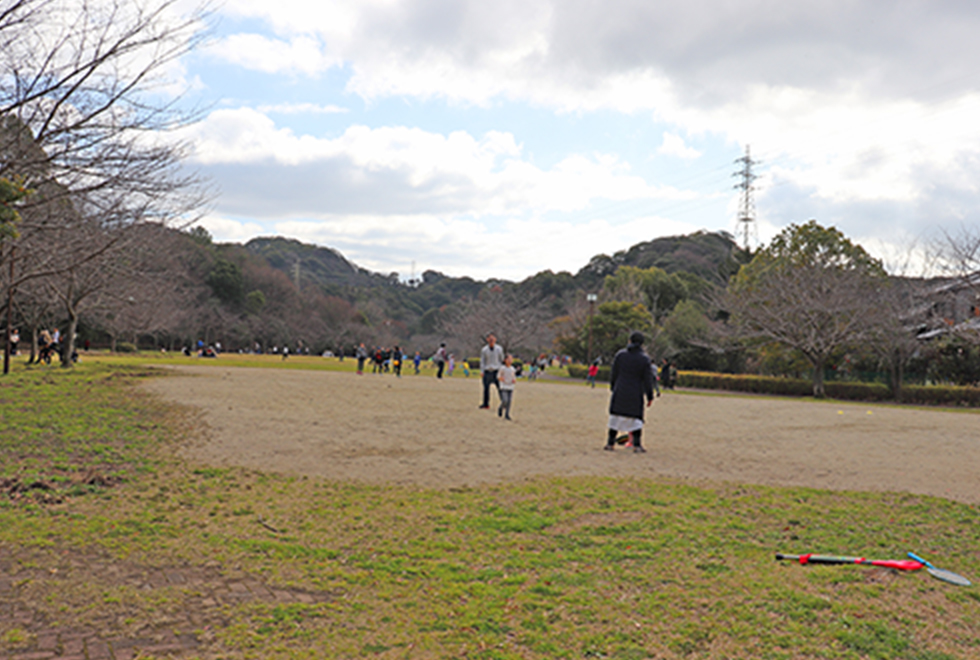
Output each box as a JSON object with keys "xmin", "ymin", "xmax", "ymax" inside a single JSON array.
[
  {"xmin": 576, "ymin": 231, "xmax": 745, "ymax": 286},
  {"xmin": 140, "ymin": 228, "xmax": 745, "ymax": 353},
  {"xmin": 247, "ymin": 230, "xmax": 744, "ymax": 294}
]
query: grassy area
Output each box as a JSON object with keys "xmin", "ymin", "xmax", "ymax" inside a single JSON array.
[{"xmin": 2, "ymin": 360, "xmax": 979, "ymax": 659}]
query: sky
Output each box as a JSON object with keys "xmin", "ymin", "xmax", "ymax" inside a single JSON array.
[{"xmin": 173, "ymin": 0, "xmax": 980, "ymax": 282}]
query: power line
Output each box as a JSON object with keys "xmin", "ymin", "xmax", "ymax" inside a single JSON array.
[{"xmin": 732, "ymin": 145, "xmax": 759, "ymax": 251}]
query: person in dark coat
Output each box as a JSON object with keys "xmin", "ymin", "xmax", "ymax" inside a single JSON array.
[{"xmin": 604, "ymin": 331, "xmax": 656, "ymax": 453}]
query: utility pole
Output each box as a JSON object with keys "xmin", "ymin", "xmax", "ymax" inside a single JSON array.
[
  {"xmin": 586, "ymin": 293, "xmax": 597, "ymax": 365},
  {"xmin": 733, "ymin": 145, "xmax": 759, "ymax": 252}
]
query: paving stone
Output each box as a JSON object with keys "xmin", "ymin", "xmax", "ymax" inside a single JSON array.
[
  {"xmin": 164, "ymin": 571, "xmax": 186, "ymax": 585},
  {"xmin": 8, "ymin": 652, "xmax": 55, "ymax": 660},
  {"xmin": 61, "ymin": 636, "xmax": 85, "ymax": 655},
  {"xmin": 133, "ymin": 643, "xmax": 184, "ymax": 656},
  {"xmin": 85, "ymin": 638, "xmax": 111, "ymax": 659}
]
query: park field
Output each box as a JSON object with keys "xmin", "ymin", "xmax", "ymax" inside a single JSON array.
[{"xmin": 1, "ymin": 355, "xmax": 979, "ymax": 659}]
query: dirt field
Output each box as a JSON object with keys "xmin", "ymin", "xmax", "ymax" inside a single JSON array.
[{"xmin": 144, "ymin": 365, "xmax": 980, "ymax": 504}]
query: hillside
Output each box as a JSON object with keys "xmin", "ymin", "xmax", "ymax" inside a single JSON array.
[
  {"xmin": 246, "ymin": 230, "xmax": 744, "ymax": 295},
  {"xmin": 576, "ymin": 230, "xmax": 746, "ymax": 286}
]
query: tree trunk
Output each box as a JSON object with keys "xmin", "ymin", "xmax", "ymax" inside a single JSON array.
[
  {"xmin": 29, "ymin": 326, "xmax": 38, "ymax": 364},
  {"xmin": 61, "ymin": 308, "xmax": 78, "ymax": 368},
  {"xmin": 811, "ymin": 358, "xmax": 826, "ymax": 398}
]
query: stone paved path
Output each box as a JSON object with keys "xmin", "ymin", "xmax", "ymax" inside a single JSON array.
[{"xmin": 0, "ymin": 548, "xmax": 333, "ymax": 659}]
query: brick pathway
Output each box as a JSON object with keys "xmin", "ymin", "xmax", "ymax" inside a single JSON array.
[{"xmin": 0, "ymin": 549, "xmax": 333, "ymax": 659}]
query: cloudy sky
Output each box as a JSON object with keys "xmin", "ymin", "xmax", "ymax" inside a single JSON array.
[{"xmin": 178, "ymin": 0, "xmax": 980, "ymax": 281}]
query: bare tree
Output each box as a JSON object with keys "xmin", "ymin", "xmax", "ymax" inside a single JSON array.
[
  {"xmin": 1, "ymin": 0, "xmax": 211, "ymax": 367},
  {"xmin": 442, "ymin": 285, "xmax": 555, "ymax": 358},
  {"xmin": 932, "ymin": 226, "xmax": 980, "ymax": 343},
  {"xmin": 725, "ymin": 221, "xmax": 888, "ymax": 397}
]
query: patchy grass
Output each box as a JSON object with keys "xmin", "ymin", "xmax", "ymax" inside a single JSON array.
[{"xmin": 1, "ymin": 362, "xmax": 979, "ymax": 659}]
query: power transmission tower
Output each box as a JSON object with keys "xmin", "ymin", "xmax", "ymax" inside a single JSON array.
[
  {"xmin": 732, "ymin": 145, "xmax": 759, "ymax": 251},
  {"xmin": 292, "ymin": 259, "xmax": 301, "ymax": 291}
]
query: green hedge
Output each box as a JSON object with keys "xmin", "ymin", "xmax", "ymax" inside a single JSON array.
[
  {"xmin": 566, "ymin": 367, "xmax": 980, "ymax": 406},
  {"xmin": 897, "ymin": 384, "xmax": 980, "ymax": 407},
  {"xmin": 677, "ymin": 371, "xmax": 979, "ymax": 406},
  {"xmin": 567, "ymin": 364, "xmax": 612, "ymax": 382}
]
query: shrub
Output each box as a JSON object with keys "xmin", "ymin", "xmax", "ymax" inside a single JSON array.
[
  {"xmin": 898, "ymin": 384, "xmax": 980, "ymax": 407},
  {"xmin": 115, "ymin": 342, "xmax": 138, "ymax": 353},
  {"xmin": 677, "ymin": 371, "xmax": 980, "ymax": 407},
  {"xmin": 567, "ymin": 365, "xmax": 612, "ymax": 382},
  {"xmin": 677, "ymin": 371, "xmax": 813, "ymax": 396}
]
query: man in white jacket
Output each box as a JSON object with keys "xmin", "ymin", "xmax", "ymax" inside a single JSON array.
[{"xmin": 479, "ymin": 333, "xmax": 504, "ymax": 409}]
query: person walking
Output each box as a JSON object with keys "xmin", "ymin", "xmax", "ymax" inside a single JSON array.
[
  {"xmin": 413, "ymin": 351, "xmax": 421, "ymax": 374},
  {"xmin": 604, "ymin": 331, "xmax": 656, "ymax": 453},
  {"xmin": 392, "ymin": 346, "xmax": 403, "ymax": 377},
  {"xmin": 433, "ymin": 343, "xmax": 447, "ymax": 378},
  {"xmin": 355, "ymin": 343, "xmax": 368, "ymax": 375},
  {"xmin": 587, "ymin": 359, "xmax": 600, "ymax": 388},
  {"xmin": 479, "ymin": 333, "xmax": 504, "ymax": 409},
  {"xmin": 497, "ymin": 354, "xmax": 517, "ymax": 420}
]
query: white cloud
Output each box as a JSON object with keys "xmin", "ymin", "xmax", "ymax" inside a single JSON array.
[
  {"xmin": 193, "ymin": 215, "xmax": 268, "ymax": 243},
  {"xmin": 658, "ymin": 133, "xmax": 701, "ymax": 160},
  {"xmin": 205, "ymin": 1, "xmax": 980, "ymax": 221},
  {"xmin": 206, "ymin": 33, "xmax": 339, "ymax": 76},
  {"xmin": 185, "ymin": 108, "xmax": 695, "ymax": 219},
  {"xmin": 275, "ymin": 213, "xmax": 702, "ymax": 281},
  {"xmin": 256, "ymin": 102, "xmax": 349, "ymax": 115}
]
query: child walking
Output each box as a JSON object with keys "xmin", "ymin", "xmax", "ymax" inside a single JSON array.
[{"xmin": 498, "ymin": 354, "xmax": 517, "ymax": 420}]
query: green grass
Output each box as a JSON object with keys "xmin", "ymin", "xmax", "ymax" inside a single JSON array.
[{"xmin": 2, "ymin": 360, "xmax": 979, "ymax": 658}]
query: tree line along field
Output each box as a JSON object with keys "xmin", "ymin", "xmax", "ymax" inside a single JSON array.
[{"xmin": 1, "ymin": 357, "xmax": 979, "ymax": 659}]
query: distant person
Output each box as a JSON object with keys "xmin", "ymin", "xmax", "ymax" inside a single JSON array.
[
  {"xmin": 433, "ymin": 343, "xmax": 447, "ymax": 378},
  {"xmin": 413, "ymin": 351, "xmax": 421, "ymax": 374},
  {"xmin": 604, "ymin": 331, "xmax": 656, "ymax": 453},
  {"xmin": 587, "ymin": 360, "xmax": 599, "ymax": 388},
  {"xmin": 448, "ymin": 354, "xmax": 456, "ymax": 377},
  {"xmin": 356, "ymin": 343, "xmax": 368, "ymax": 375},
  {"xmin": 9, "ymin": 328, "xmax": 18, "ymax": 356},
  {"xmin": 497, "ymin": 354, "xmax": 517, "ymax": 420},
  {"xmin": 392, "ymin": 346, "xmax": 403, "ymax": 377},
  {"xmin": 38, "ymin": 328, "xmax": 53, "ymax": 364},
  {"xmin": 479, "ymin": 333, "xmax": 504, "ymax": 409},
  {"xmin": 282, "ymin": 345, "xmax": 289, "ymax": 360},
  {"xmin": 661, "ymin": 358, "xmax": 675, "ymax": 390}
]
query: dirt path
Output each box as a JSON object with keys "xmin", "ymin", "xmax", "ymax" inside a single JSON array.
[{"xmin": 144, "ymin": 365, "xmax": 980, "ymax": 504}]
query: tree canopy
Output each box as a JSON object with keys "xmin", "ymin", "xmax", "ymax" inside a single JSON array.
[{"xmin": 727, "ymin": 220, "xmax": 888, "ymax": 397}]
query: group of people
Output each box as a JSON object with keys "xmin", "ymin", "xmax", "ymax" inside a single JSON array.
[
  {"xmin": 354, "ymin": 344, "xmax": 422, "ymax": 377},
  {"xmin": 474, "ymin": 330, "xmax": 666, "ymax": 452},
  {"xmin": 350, "ymin": 331, "xmax": 668, "ymax": 445}
]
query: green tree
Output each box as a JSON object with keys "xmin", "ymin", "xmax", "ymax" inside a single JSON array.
[
  {"xmin": 726, "ymin": 220, "xmax": 888, "ymax": 397},
  {"xmin": 206, "ymin": 259, "xmax": 244, "ymax": 305},
  {"xmin": 556, "ymin": 301, "xmax": 654, "ymax": 364},
  {"xmin": 602, "ymin": 266, "xmax": 697, "ymax": 322},
  {"xmin": 244, "ymin": 289, "xmax": 266, "ymax": 315},
  {"xmin": 0, "ymin": 177, "xmax": 29, "ymax": 238}
]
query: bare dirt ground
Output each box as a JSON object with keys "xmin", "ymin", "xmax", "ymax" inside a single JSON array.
[{"xmin": 144, "ymin": 365, "xmax": 980, "ymax": 504}]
